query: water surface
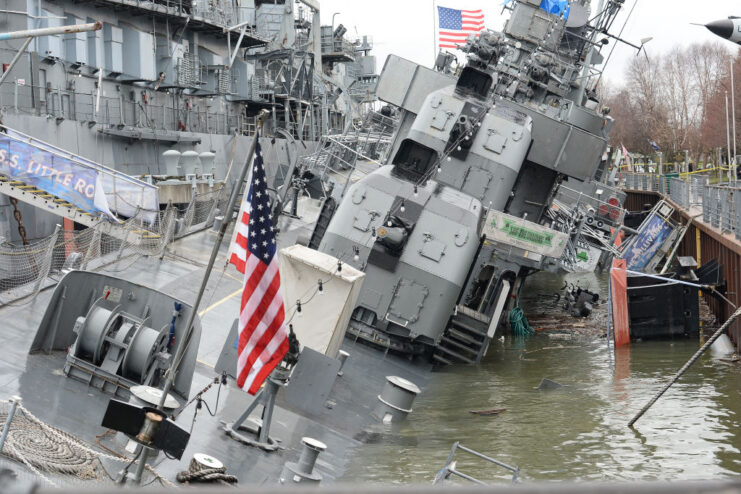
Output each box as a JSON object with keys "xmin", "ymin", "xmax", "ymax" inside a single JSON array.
[{"xmin": 343, "ymin": 272, "xmax": 741, "ymax": 483}]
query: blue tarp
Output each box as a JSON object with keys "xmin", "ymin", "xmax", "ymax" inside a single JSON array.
[{"xmin": 539, "ymin": 0, "xmax": 570, "ymax": 18}]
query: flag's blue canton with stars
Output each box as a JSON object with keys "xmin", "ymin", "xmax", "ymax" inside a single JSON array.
[
  {"xmin": 438, "ymin": 6, "xmax": 463, "ymax": 30},
  {"xmin": 247, "ymin": 142, "xmax": 277, "ymax": 263}
]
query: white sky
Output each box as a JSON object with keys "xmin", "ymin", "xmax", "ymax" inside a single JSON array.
[{"xmin": 318, "ymin": 0, "xmax": 741, "ymax": 85}]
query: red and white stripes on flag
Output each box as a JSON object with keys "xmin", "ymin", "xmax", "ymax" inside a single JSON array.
[
  {"xmin": 437, "ymin": 6, "xmax": 485, "ymax": 49},
  {"xmin": 229, "ymin": 138, "xmax": 288, "ymax": 395}
]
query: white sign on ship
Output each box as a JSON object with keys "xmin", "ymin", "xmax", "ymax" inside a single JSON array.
[{"xmin": 482, "ymin": 210, "xmax": 568, "ymax": 259}]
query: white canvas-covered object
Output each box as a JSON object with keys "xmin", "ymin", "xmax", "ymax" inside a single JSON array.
[{"xmin": 278, "ymin": 245, "xmax": 365, "ymax": 358}]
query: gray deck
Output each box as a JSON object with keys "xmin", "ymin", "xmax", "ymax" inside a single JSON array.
[{"xmin": 0, "ymin": 220, "xmax": 431, "ymax": 487}]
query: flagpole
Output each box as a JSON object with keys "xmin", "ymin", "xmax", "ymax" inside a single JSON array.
[
  {"xmin": 155, "ymin": 109, "xmax": 270, "ymax": 411},
  {"xmin": 432, "ymin": 0, "xmax": 437, "ymax": 67},
  {"xmin": 128, "ymin": 109, "xmax": 269, "ymax": 485}
]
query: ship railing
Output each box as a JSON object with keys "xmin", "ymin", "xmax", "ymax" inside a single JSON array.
[
  {"xmin": 320, "ymin": 35, "xmax": 356, "ymax": 60},
  {"xmin": 0, "ymin": 79, "xmax": 245, "ymax": 136},
  {"xmin": 554, "ymin": 185, "xmax": 627, "ymax": 228},
  {"xmin": 297, "ymin": 109, "xmax": 398, "ymax": 196},
  {"xmin": 433, "ymin": 441, "xmax": 519, "ymax": 485},
  {"xmin": 92, "ymin": 0, "xmax": 240, "ymax": 30}
]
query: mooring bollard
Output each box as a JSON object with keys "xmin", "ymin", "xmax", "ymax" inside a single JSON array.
[
  {"xmin": 279, "ymin": 437, "xmax": 327, "ymax": 484},
  {"xmin": 372, "ymin": 376, "xmax": 421, "ymax": 424},
  {"xmin": 0, "ymin": 396, "xmax": 21, "ymax": 453},
  {"xmin": 337, "ymin": 350, "xmax": 350, "ymax": 376}
]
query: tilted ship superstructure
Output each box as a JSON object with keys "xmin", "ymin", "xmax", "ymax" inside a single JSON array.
[{"xmin": 311, "ymin": 0, "xmax": 627, "ymax": 363}]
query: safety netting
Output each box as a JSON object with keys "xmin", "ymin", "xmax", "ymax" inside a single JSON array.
[{"xmin": 0, "ymin": 186, "xmax": 228, "ymax": 305}]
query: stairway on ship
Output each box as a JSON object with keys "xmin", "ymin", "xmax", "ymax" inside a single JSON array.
[{"xmin": 433, "ymin": 305, "xmax": 493, "ymax": 365}]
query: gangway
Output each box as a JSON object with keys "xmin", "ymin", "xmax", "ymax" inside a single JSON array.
[
  {"xmin": 0, "ymin": 127, "xmax": 162, "ymax": 245},
  {"xmin": 0, "ymin": 173, "xmax": 161, "ymax": 244}
]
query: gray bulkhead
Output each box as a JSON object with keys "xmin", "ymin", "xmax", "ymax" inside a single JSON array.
[
  {"xmin": 407, "ymin": 86, "xmax": 533, "ymax": 211},
  {"xmin": 319, "ymin": 166, "xmax": 481, "ymax": 344}
]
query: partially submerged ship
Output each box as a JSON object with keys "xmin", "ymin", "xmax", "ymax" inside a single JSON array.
[
  {"xmin": 0, "ymin": 0, "xmax": 638, "ymax": 489},
  {"xmin": 308, "ymin": 0, "xmax": 627, "ymax": 363}
]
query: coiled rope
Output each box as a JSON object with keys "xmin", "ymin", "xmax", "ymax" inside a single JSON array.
[
  {"xmin": 509, "ymin": 282, "xmax": 534, "ymax": 337},
  {"xmin": 0, "ymin": 404, "xmax": 99, "ymax": 481},
  {"xmin": 0, "ymin": 400, "xmax": 175, "ymax": 488},
  {"xmin": 176, "ymin": 457, "xmax": 238, "ymax": 485}
]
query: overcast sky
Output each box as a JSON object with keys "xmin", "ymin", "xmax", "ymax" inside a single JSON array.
[{"xmin": 318, "ymin": 0, "xmax": 741, "ymax": 86}]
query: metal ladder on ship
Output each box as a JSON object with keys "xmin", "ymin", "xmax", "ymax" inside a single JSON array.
[{"xmin": 433, "ymin": 305, "xmax": 493, "ymax": 365}]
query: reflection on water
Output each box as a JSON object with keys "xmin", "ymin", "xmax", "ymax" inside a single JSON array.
[{"xmin": 343, "ymin": 272, "xmax": 741, "ymax": 483}]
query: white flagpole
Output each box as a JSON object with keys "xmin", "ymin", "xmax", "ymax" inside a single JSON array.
[{"xmin": 432, "ymin": 0, "xmax": 438, "ymax": 67}]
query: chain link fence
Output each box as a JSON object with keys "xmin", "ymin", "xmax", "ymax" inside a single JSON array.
[{"xmin": 0, "ymin": 186, "xmax": 227, "ymax": 306}]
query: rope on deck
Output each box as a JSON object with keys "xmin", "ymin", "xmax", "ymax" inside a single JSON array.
[{"xmin": 0, "ymin": 400, "xmax": 176, "ymax": 488}]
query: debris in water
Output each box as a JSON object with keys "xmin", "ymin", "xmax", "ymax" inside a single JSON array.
[
  {"xmin": 469, "ymin": 408, "xmax": 506, "ymax": 416},
  {"xmin": 537, "ymin": 378, "xmax": 563, "ymax": 390}
]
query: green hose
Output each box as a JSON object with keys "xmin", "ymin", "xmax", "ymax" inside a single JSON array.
[{"xmin": 509, "ymin": 282, "xmax": 534, "ymax": 336}]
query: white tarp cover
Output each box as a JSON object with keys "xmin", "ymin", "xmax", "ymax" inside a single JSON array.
[{"xmin": 278, "ymin": 245, "xmax": 365, "ymax": 358}]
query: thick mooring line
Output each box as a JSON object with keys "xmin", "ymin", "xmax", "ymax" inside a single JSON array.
[{"xmin": 628, "ymin": 306, "xmax": 741, "ymax": 427}]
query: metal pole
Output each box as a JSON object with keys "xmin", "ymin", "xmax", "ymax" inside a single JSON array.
[
  {"xmin": 0, "ymin": 37, "xmax": 32, "ymax": 88},
  {"xmin": 156, "ymin": 109, "xmax": 271, "ymax": 412},
  {"xmin": 726, "ymin": 91, "xmax": 732, "ymax": 183},
  {"xmin": 628, "ymin": 306, "xmax": 741, "ymax": 427},
  {"xmin": 133, "ymin": 110, "xmax": 268, "ymax": 485},
  {"xmin": 732, "ymin": 58, "xmax": 737, "ymax": 179},
  {"xmin": 575, "ymin": 0, "xmax": 607, "ymax": 106},
  {"xmin": 0, "ymin": 396, "xmax": 20, "ymax": 453},
  {"xmin": 258, "ymin": 377, "xmax": 279, "ymax": 443},
  {"xmin": 0, "ymin": 21, "xmax": 101, "ymax": 41},
  {"xmin": 131, "ymin": 446, "xmax": 151, "ymax": 484}
]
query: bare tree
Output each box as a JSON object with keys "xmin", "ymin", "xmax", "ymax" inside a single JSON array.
[{"xmin": 601, "ymin": 41, "xmax": 738, "ymax": 162}]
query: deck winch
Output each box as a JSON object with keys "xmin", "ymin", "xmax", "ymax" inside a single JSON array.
[{"xmin": 66, "ymin": 298, "xmax": 170, "ymax": 393}]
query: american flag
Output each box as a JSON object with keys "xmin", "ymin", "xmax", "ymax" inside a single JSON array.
[
  {"xmin": 437, "ymin": 6, "xmax": 485, "ymax": 49},
  {"xmin": 229, "ymin": 138, "xmax": 288, "ymax": 395}
]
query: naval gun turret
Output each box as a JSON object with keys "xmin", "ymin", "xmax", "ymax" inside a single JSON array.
[{"xmin": 309, "ymin": 0, "xmax": 626, "ymax": 362}]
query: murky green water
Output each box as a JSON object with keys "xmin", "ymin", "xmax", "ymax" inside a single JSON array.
[{"xmin": 344, "ymin": 272, "xmax": 741, "ymax": 483}]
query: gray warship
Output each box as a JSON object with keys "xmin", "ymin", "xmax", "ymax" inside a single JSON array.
[
  {"xmin": 0, "ymin": 0, "xmax": 636, "ymax": 490},
  {"xmin": 308, "ymin": 0, "xmax": 627, "ymax": 363}
]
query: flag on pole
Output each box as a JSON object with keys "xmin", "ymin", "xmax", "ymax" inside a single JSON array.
[
  {"xmin": 621, "ymin": 143, "xmax": 632, "ymax": 169},
  {"xmin": 437, "ymin": 6, "xmax": 485, "ymax": 49},
  {"xmin": 229, "ymin": 137, "xmax": 288, "ymax": 395},
  {"xmin": 648, "ymin": 139, "xmax": 661, "ymax": 152}
]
